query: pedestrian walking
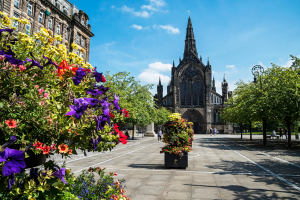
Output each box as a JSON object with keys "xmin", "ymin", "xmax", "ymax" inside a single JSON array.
[
  {"xmin": 214, "ymin": 128, "xmax": 217, "ymax": 136},
  {"xmin": 279, "ymin": 128, "xmax": 283, "ymax": 139},
  {"xmin": 284, "ymin": 127, "xmax": 288, "ymax": 139},
  {"xmin": 210, "ymin": 128, "xmax": 213, "ymax": 136},
  {"xmin": 158, "ymin": 129, "xmax": 162, "ymax": 142}
]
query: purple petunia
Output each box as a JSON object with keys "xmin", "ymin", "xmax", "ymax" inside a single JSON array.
[
  {"xmin": 113, "ymin": 94, "xmax": 120, "ymax": 113},
  {"xmin": 0, "ymin": 28, "xmax": 13, "ymax": 36},
  {"xmin": 43, "ymin": 55, "xmax": 58, "ymax": 68},
  {"xmin": 26, "ymin": 58, "xmax": 44, "ymax": 70},
  {"xmin": 52, "ymin": 167, "xmax": 68, "ymax": 184},
  {"xmin": 8, "ymin": 174, "xmax": 15, "ymax": 191},
  {"xmin": 1, "ymin": 136, "xmax": 17, "ymax": 149},
  {"xmin": 91, "ymin": 135, "xmax": 102, "ymax": 151},
  {"xmin": 65, "ymin": 98, "xmax": 89, "ymax": 119},
  {"xmin": 73, "ymin": 67, "xmax": 86, "ymax": 85},
  {"xmin": 84, "ymin": 98, "xmax": 100, "ymax": 107},
  {"xmin": 95, "ymin": 115, "xmax": 110, "ymax": 131},
  {"xmin": 100, "ymin": 97, "xmax": 111, "ymax": 116},
  {"xmin": 87, "ymin": 89, "xmax": 102, "ymax": 96},
  {"xmin": 93, "ymin": 67, "xmax": 105, "ymax": 83},
  {"xmin": 0, "ymin": 148, "xmax": 26, "ymax": 177},
  {"xmin": 29, "ymin": 168, "xmax": 39, "ymax": 185}
]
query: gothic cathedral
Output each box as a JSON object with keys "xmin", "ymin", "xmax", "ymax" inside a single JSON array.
[{"xmin": 154, "ymin": 16, "xmax": 233, "ymax": 134}]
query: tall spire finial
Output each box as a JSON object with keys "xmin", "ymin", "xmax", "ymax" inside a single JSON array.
[
  {"xmin": 159, "ymin": 77, "xmax": 161, "ymax": 85},
  {"xmin": 188, "ymin": 10, "xmax": 190, "ymax": 16},
  {"xmin": 173, "ymin": 60, "xmax": 175, "ymax": 67},
  {"xmin": 223, "ymin": 74, "xmax": 226, "ymax": 82},
  {"xmin": 184, "ymin": 15, "xmax": 198, "ymax": 58}
]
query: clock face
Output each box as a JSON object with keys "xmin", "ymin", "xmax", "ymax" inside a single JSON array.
[{"xmin": 185, "ymin": 66, "xmax": 197, "ymax": 77}]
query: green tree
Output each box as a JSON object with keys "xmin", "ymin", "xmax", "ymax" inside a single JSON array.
[{"xmin": 103, "ymin": 71, "xmax": 155, "ymax": 139}]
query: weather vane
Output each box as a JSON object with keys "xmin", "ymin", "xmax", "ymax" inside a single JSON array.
[{"xmin": 188, "ymin": 10, "xmax": 190, "ymax": 16}]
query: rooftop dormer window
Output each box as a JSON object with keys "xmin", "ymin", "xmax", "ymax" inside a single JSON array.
[
  {"xmin": 63, "ymin": 6, "xmax": 68, "ymax": 15},
  {"xmin": 81, "ymin": 18, "xmax": 84, "ymax": 26},
  {"xmin": 55, "ymin": 1, "xmax": 61, "ymax": 10}
]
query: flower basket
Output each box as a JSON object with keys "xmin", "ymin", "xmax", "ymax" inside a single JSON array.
[
  {"xmin": 24, "ymin": 150, "xmax": 46, "ymax": 169},
  {"xmin": 165, "ymin": 151, "xmax": 188, "ymax": 169}
]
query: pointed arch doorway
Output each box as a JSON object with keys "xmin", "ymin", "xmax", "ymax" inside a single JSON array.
[{"xmin": 182, "ymin": 109, "xmax": 205, "ymax": 134}]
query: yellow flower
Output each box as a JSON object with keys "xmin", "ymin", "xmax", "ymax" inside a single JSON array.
[
  {"xmin": 40, "ymin": 27, "xmax": 49, "ymax": 37},
  {"xmin": 71, "ymin": 43, "xmax": 79, "ymax": 50},
  {"xmin": 54, "ymin": 34, "xmax": 62, "ymax": 41},
  {"xmin": 20, "ymin": 19, "xmax": 30, "ymax": 24},
  {"xmin": 65, "ymin": 168, "xmax": 71, "ymax": 174},
  {"xmin": 80, "ymin": 48, "xmax": 85, "ymax": 53},
  {"xmin": 26, "ymin": 46, "xmax": 33, "ymax": 49},
  {"xmin": 1, "ymin": 15, "xmax": 11, "ymax": 27},
  {"xmin": 48, "ymin": 37, "xmax": 54, "ymax": 44},
  {"xmin": 48, "ymin": 29, "xmax": 53, "ymax": 35}
]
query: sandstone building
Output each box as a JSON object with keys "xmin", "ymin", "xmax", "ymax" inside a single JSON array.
[
  {"xmin": 0, "ymin": 0, "xmax": 94, "ymax": 62},
  {"xmin": 154, "ymin": 16, "xmax": 233, "ymax": 134}
]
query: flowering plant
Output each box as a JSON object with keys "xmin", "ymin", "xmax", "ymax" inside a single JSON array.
[
  {"xmin": 160, "ymin": 113, "xmax": 192, "ymax": 157},
  {"xmin": 0, "ymin": 12, "xmax": 128, "ymax": 156}
]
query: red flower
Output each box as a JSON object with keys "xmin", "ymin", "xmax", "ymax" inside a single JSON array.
[
  {"xmin": 5, "ymin": 119, "xmax": 17, "ymax": 128},
  {"xmin": 119, "ymin": 131, "xmax": 128, "ymax": 144},
  {"xmin": 113, "ymin": 123, "xmax": 120, "ymax": 133},
  {"xmin": 109, "ymin": 112, "xmax": 115, "ymax": 119},
  {"xmin": 68, "ymin": 149, "xmax": 73, "ymax": 154},
  {"xmin": 33, "ymin": 141, "xmax": 43, "ymax": 150},
  {"xmin": 42, "ymin": 145, "xmax": 50, "ymax": 154},
  {"xmin": 121, "ymin": 108, "xmax": 129, "ymax": 118},
  {"xmin": 50, "ymin": 143, "xmax": 56, "ymax": 150},
  {"xmin": 101, "ymin": 74, "xmax": 106, "ymax": 82}
]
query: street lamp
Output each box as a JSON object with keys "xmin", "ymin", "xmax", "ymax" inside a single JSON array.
[{"xmin": 251, "ymin": 65, "xmax": 266, "ymax": 144}]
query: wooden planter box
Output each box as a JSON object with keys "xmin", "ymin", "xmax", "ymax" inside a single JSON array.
[{"xmin": 165, "ymin": 152, "xmax": 188, "ymax": 169}]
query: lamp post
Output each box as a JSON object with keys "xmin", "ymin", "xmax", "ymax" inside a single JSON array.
[{"xmin": 251, "ymin": 65, "xmax": 266, "ymax": 145}]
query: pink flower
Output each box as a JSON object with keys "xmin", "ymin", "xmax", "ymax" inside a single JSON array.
[
  {"xmin": 114, "ymin": 173, "xmax": 117, "ymax": 176},
  {"xmin": 12, "ymin": 64, "xmax": 17, "ymax": 69},
  {"xmin": 0, "ymin": 55, "xmax": 5, "ymax": 60},
  {"xmin": 35, "ymin": 85, "xmax": 39, "ymax": 89},
  {"xmin": 19, "ymin": 65, "xmax": 26, "ymax": 72},
  {"xmin": 34, "ymin": 74, "xmax": 37, "ymax": 77},
  {"xmin": 38, "ymin": 88, "xmax": 45, "ymax": 95},
  {"xmin": 24, "ymin": 84, "xmax": 27, "ymax": 87},
  {"xmin": 39, "ymin": 101, "xmax": 44, "ymax": 106},
  {"xmin": 44, "ymin": 93, "xmax": 49, "ymax": 98},
  {"xmin": 50, "ymin": 143, "xmax": 56, "ymax": 150}
]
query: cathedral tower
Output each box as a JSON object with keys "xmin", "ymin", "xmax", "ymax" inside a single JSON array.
[{"xmin": 222, "ymin": 74, "xmax": 228, "ymax": 102}]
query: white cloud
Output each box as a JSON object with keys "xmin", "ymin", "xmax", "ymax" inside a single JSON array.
[
  {"xmin": 154, "ymin": 25, "xmax": 180, "ymax": 34},
  {"xmin": 121, "ymin": 5, "xmax": 150, "ymax": 18},
  {"xmin": 149, "ymin": 62, "xmax": 172, "ymax": 71},
  {"xmin": 212, "ymin": 70, "xmax": 217, "ymax": 75},
  {"xmin": 258, "ymin": 62, "xmax": 267, "ymax": 69},
  {"xmin": 111, "ymin": 5, "xmax": 115, "ymax": 9},
  {"xmin": 281, "ymin": 56, "xmax": 300, "ymax": 68},
  {"xmin": 226, "ymin": 65, "xmax": 236, "ymax": 70},
  {"xmin": 130, "ymin": 24, "xmax": 150, "ymax": 30},
  {"xmin": 138, "ymin": 62, "xmax": 172, "ymax": 85},
  {"xmin": 141, "ymin": 0, "xmax": 168, "ymax": 12},
  {"xmin": 131, "ymin": 24, "xmax": 143, "ymax": 30}
]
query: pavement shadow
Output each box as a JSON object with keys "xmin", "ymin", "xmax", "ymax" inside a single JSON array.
[
  {"xmin": 184, "ymin": 184, "xmax": 300, "ymax": 199},
  {"xmin": 128, "ymin": 164, "xmax": 165, "ymax": 169}
]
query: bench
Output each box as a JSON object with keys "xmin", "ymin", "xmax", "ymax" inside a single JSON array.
[{"xmin": 266, "ymin": 135, "xmax": 280, "ymax": 139}]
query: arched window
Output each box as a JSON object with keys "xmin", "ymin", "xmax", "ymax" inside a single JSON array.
[
  {"xmin": 198, "ymin": 80, "xmax": 203, "ymax": 105},
  {"xmin": 186, "ymin": 82, "xmax": 191, "ymax": 105},
  {"xmin": 193, "ymin": 81, "xmax": 197, "ymax": 105},
  {"xmin": 180, "ymin": 82, "xmax": 185, "ymax": 105}
]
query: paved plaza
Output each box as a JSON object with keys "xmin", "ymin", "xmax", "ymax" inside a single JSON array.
[{"xmin": 57, "ymin": 135, "xmax": 300, "ymax": 199}]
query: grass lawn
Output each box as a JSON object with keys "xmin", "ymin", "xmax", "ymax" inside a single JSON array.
[{"xmin": 235, "ymin": 132, "xmax": 298, "ymax": 135}]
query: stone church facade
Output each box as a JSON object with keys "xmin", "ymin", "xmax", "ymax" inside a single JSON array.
[{"xmin": 154, "ymin": 16, "xmax": 233, "ymax": 134}]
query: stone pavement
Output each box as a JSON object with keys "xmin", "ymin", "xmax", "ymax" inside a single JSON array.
[{"xmin": 61, "ymin": 135, "xmax": 300, "ymax": 199}]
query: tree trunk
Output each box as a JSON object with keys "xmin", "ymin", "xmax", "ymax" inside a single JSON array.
[
  {"xmin": 249, "ymin": 121, "xmax": 252, "ymax": 141},
  {"xmin": 240, "ymin": 123, "xmax": 243, "ymax": 139},
  {"xmin": 263, "ymin": 119, "xmax": 267, "ymax": 145},
  {"xmin": 287, "ymin": 118, "xmax": 291, "ymax": 149},
  {"xmin": 132, "ymin": 124, "xmax": 135, "ymax": 140}
]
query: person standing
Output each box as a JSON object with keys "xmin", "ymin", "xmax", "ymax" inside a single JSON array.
[
  {"xmin": 284, "ymin": 127, "xmax": 288, "ymax": 139},
  {"xmin": 158, "ymin": 129, "xmax": 162, "ymax": 142},
  {"xmin": 210, "ymin": 128, "xmax": 213, "ymax": 136},
  {"xmin": 214, "ymin": 128, "xmax": 217, "ymax": 136},
  {"xmin": 279, "ymin": 128, "xmax": 283, "ymax": 139}
]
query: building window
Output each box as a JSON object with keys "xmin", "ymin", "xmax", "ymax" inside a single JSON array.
[
  {"xmin": 28, "ymin": 2, "xmax": 33, "ymax": 15},
  {"xmin": 63, "ymin": 7, "xmax": 68, "ymax": 15},
  {"xmin": 14, "ymin": 0, "xmax": 19, "ymax": 7},
  {"xmin": 39, "ymin": 12, "xmax": 43, "ymax": 23},
  {"xmin": 198, "ymin": 80, "xmax": 203, "ymax": 105},
  {"xmin": 193, "ymin": 82, "xmax": 197, "ymax": 105},
  {"xmin": 49, "ymin": 17, "xmax": 52, "ymax": 29},
  {"xmin": 55, "ymin": 1, "xmax": 61, "ymax": 10},
  {"xmin": 77, "ymin": 35, "xmax": 79, "ymax": 43},
  {"xmin": 186, "ymin": 82, "xmax": 191, "ymax": 105},
  {"xmin": 180, "ymin": 82, "xmax": 185, "ymax": 106},
  {"xmin": 81, "ymin": 18, "xmax": 84, "ymax": 25},
  {"xmin": 76, "ymin": 50, "xmax": 79, "ymax": 55},
  {"xmin": 26, "ymin": 23, "xmax": 31, "ymax": 35},
  {"xmin": 57, "ymin": 23, "xmax": 60, "ymax": 34},
  {"xmin": 13, "ymin": 13, "xmax": 19, "ymax": 31},
  {"xmin": 81, "ymin": 37, "xmax": 84, "ymax": 46},
  {"xmin": 81, "ymin": 52, "xmax": 84, "ymax": 59}
]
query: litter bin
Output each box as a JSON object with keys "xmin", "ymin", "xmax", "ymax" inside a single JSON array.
[{"xmin": 296, "ymin": 134, "xmax": 300, "ymax": 140}]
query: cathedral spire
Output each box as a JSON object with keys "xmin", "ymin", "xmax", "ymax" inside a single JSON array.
[
  {"xmin": 184, "ymin": 16, "xmax": 198, "ymax": 58},
  {"xmin": 223, "ymin": 74, "xmax": 227, "ymax": 82},
  {"xmin": 207, "ymin": 57, "xmax": 210, "ymax": 67},
  {"xmin": 159, "ymin": 77, "xmax": 161, "ymax": 85},
  {"xmin": 173, "ymin": 60, "xmax": 175, "ymax": 67}
]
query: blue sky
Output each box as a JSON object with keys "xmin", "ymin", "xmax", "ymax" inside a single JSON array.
[{"xmin": 73, "ymin": 0, "xmax": 300, "ymax": 96}]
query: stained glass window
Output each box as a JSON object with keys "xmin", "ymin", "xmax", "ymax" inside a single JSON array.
[
  {"xmin": 180, "ymin": 82, "xmax": 185, "ymax": 105},
  {"xmin": 198, "ymin": 80, "xmax": 203, "ymax": 105},
  {"xmin": 193, "ymin": 81, "xmax": 197, "ymax": 105},
  {"xmin": 186, "ymin": 82, "xmax": 191, "ymax": 105}
]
